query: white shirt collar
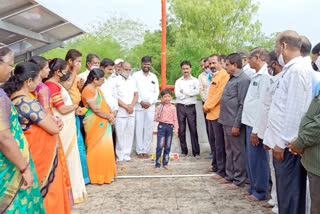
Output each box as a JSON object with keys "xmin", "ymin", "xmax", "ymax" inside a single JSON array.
[
  {"xmin": 283, "ymin": 56, "xmax": 302, "ymax": 69},
  {"xmin": 244, "ymin": 64, "xmax": 251, "ymax": 70},
  {"xmin": 252, "ymin": 64, "xmax": 268, "ymax": 77},
  {"xmin": 181, "ymin": 75, "xmax": 195, "ymax": 80}
]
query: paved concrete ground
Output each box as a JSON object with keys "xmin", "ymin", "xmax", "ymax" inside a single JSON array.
[
  {"xmin": 71, "ymin": 153, "xmax": 268, "ymax": 214},
  {"xmin": 71, "ymin": 101, "xmax": 269, "ymax": 214}
]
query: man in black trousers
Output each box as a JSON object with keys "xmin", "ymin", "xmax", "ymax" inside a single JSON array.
[{"xmin": 174, "ymin": 60, "xmax": 200, "ymax": 159}]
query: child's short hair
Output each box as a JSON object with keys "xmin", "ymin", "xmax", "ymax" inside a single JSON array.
[{"xmin": 160, "ymin": 88, "xmax": 172, "ymax": 97}]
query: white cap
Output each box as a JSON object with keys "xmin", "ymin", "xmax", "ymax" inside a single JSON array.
[{"xmin": 114, "ymin": 58, "xmax": 124, "ymax": 65}]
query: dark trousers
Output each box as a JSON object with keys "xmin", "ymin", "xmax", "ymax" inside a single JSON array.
[
  {"xmin": 177, "ymin": 104, "xmax": 200, "ymax": 156},
  {"xmin": 208, "ymin": 120, "xmax": 226, "ymax": 177},
  {"xmin": 308, "ymin": 171, "xmax": 320, "ymax": 214},
  {"xmin": 273, "ymin": 149, "xmax": 306, "ymax": 214},
  {"xmin": 245, "ymin": 126, "xmax": 270, "ymax": 200},
  {"xmin": 202, "ymin": 102, "xmax": 211, "ymax": 152},
  {"xmin": 112, "ymin": 124, "xmax": 117, "ymax": 158},
  {"xmin": 207, "ymin": 117, "xmax": 215, "ymax": 157},
  {"xmin": 223, "ymin": 125, "xmax": 246, "ymax": 187},
  {"xmin": 155, "ymin": 123, "xmax": 173, "ymax": 167},
  {"xmin": 208, "ymin": 120, "xmax": 216, "ymax": 171}
]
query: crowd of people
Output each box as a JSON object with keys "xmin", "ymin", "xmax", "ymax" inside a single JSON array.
[
  {"xmin": 198, "ymin": 30, "xmax": 320, "ymax": 214},
  {"xmin": 0, "ymin": 29, "xmax": 319, "ymax": 214}
]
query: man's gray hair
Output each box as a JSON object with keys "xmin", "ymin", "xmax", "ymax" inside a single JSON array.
[
  {"xmin": 249, "ymin": 47, "xmax": 269, "ymax": 62},
  {"xmin": 86, "ymin": 53, "xmax": 100, "ymax": 63}
]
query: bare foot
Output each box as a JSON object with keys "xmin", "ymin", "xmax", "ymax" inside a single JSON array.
[
  {"xmin": 154, "ymin": 168, "xmax": 160, "ymax": 173},
  {"xmin": 263, "ymin": 210, "xmax": 276, "ymax": 214},
  {"xmin": 246, "ymin": 195, "xmax": 259, "ymax": 202},
  {"xmin": 116, "ymin": 161, "xmax": 123, "ymax": 165},
  {"xmin": 261, "ymin": 202, "xmax": 274, "ymax": 209},
  {"xmin": 210, "ymin": 175, "xmax": 223, "ymax": 180},
  {"xmin": 138, "ymin": 154, "xmax": 144, "ymax": 159},
  {"xmin": 126, "ymin": 159, "xmax": 134, "ymax": 162},
  {"xmin": 224, "ymin": 184, "xmax": 240, "ymax": 190},
  {"xmin": 218, "ymin": 179, "xmax": 231, "ymax": 184},
  {"xmin": 241, "ymin": 191, "xmax": 251, "ymax": 196},
  {"xmin": 143, "ymin": 154, "xmax": 150, "ymax": 159},
  {"xmin": 163, "ymin": 165, "xmax": 170, "ymax": 170},
  {"xmin": 204, "ymin": 168, "xmax": 213, "ymax": 173}
]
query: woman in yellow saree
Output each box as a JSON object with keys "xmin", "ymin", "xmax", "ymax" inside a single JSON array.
[
  {"xmin": 81, "ymin": 68, "xmax": 117, "ymax": 184},
  {"xmin": 0, "ymin": 47, "xmax": 45, "ymax": 213}
]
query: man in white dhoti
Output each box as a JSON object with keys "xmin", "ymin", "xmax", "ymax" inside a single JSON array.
[
  {"xmin": 114, "ymin": 62, "xmax": 138, "ymax": 162},
  {"xmin": 133, "ymin": 56, "xmax": 159, "ymax": 158}
]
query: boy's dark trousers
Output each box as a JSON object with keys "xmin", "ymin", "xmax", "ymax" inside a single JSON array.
[{"xmin": 155, "ymin": 122, "xmax": 174, "ymax": 168}]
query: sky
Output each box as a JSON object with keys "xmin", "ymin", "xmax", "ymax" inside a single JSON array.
[{"xmin": 37, "ymin": 0, "xmax": 320, "ymax": 47}]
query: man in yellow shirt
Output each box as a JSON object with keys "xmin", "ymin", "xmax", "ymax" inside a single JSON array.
[{"xmin": 203, "ymin": 54, "xmax": 229, "ymax": 180}]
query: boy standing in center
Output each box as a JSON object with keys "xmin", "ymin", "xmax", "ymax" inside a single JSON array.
[{"xmin": 154, "ymin": 89, "xmax": 179, "ymax": 172}]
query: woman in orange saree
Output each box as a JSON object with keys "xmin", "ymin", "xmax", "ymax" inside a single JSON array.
[
  {"xmin": 3, "ymin": 62, "xmax": 71, "ymax": 214},
  {"xmin": 81, "ymin": 68, "xmax": 117, "ymax": 184},
  {"xmin": 28, "ymin": 56, "xmax": 74, "ymax": 207}
]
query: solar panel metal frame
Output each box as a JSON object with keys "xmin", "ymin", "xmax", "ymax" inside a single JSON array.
[{"xmin": 0, "ymin": 0, "xmax": 85, "ymax": 63}]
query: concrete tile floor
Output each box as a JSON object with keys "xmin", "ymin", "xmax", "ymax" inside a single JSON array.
[
  {"xmin": 71, "ymin": 152, "xmax": 269, "ymax": 214},
  {"xmin": 72, "ymin": 113, "xmax": 269, "ymax": 214}
]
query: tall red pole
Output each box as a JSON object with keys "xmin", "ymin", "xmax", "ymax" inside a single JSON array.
[{"xmin": 160, "ymin": 0, "xmax": 166, "ymax": 90}]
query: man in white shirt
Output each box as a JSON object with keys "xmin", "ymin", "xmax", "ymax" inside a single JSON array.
[
  {"xmin": 263, "ymin": 30, "xmax": 312, "ymax": 214},
  {"xmin": 237, "ymin": 49, "xmax": 255, "ymax": 79},
  {"xmin": 300, "ymin": 36, "xmax": 320, "ymax": 98},
  {"xmin": 241, "ymin": 47, "xmax": 271, "ymax": 202},
  {"xmin": 99, "ymin": 58, "xmax": 118, "ymax": 155},
  {"xmin": 78, "ymin": 53, "xmax": 100, "ymax": 83},
  {"xmin": 114, "ymin": 62, "xmax": 138, "ymax": 162},
  {"xmin": 257, "ymin": 50, "xmax": 283, "ymax": 214},
  {"xmin": 133, "ymin": 56, "xmax": 159, "ymax": 159},
  {"xmin": 114, "ymin": 58, "xmax": 124, "ymax": 74},
  {"xmin": 174, "ymin": 60, "xmax": 200, "ymax": 159}
]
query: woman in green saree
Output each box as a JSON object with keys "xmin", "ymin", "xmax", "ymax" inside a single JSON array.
[{"xmin": 0, "ymin": 47, "xmax": 45, "ymax": 214}]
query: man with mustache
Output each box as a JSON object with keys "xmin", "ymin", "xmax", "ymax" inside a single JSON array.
[
  {"xmin": 174, "ymin": 61, "xmax": 200, "ymax": 159},
  {"xmin": 133, "ymin": 56, "xmax": 159, "ymax": 159}
]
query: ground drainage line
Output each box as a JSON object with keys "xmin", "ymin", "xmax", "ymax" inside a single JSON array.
[{"xmin": 115, "ymin": 174, "xmax": 215, "ymax": 179}]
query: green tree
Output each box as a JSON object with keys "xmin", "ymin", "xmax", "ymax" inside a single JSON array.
[
  {"xmin": 41, "ymin": 17, "xmax": 145, "ymax": 72},
  {"xmin": 129, "ymin": 0, "xmax": 276, "ymax": 85}
]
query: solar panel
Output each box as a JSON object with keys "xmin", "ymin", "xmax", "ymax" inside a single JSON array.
[{"xmin": 0, "ymin": 0, "xmax": 85, "ymax": 63}]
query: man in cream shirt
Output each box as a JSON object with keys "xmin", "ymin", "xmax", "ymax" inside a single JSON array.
[{"xmin": 133, "ymin": 56, "xmax": 159, "ymax": 159}]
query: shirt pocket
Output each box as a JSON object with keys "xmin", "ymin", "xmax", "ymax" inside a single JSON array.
[
  {"xmin": 249, "ymin": 80, "xmax": 260, "ymax": 98},
  {"xmin": 225, "ymin": 82, "xmax": 238, "ymax": 98},
  {"xmin": 150, "ymin": 80, "xmax": 156, "ymax": 93}
]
